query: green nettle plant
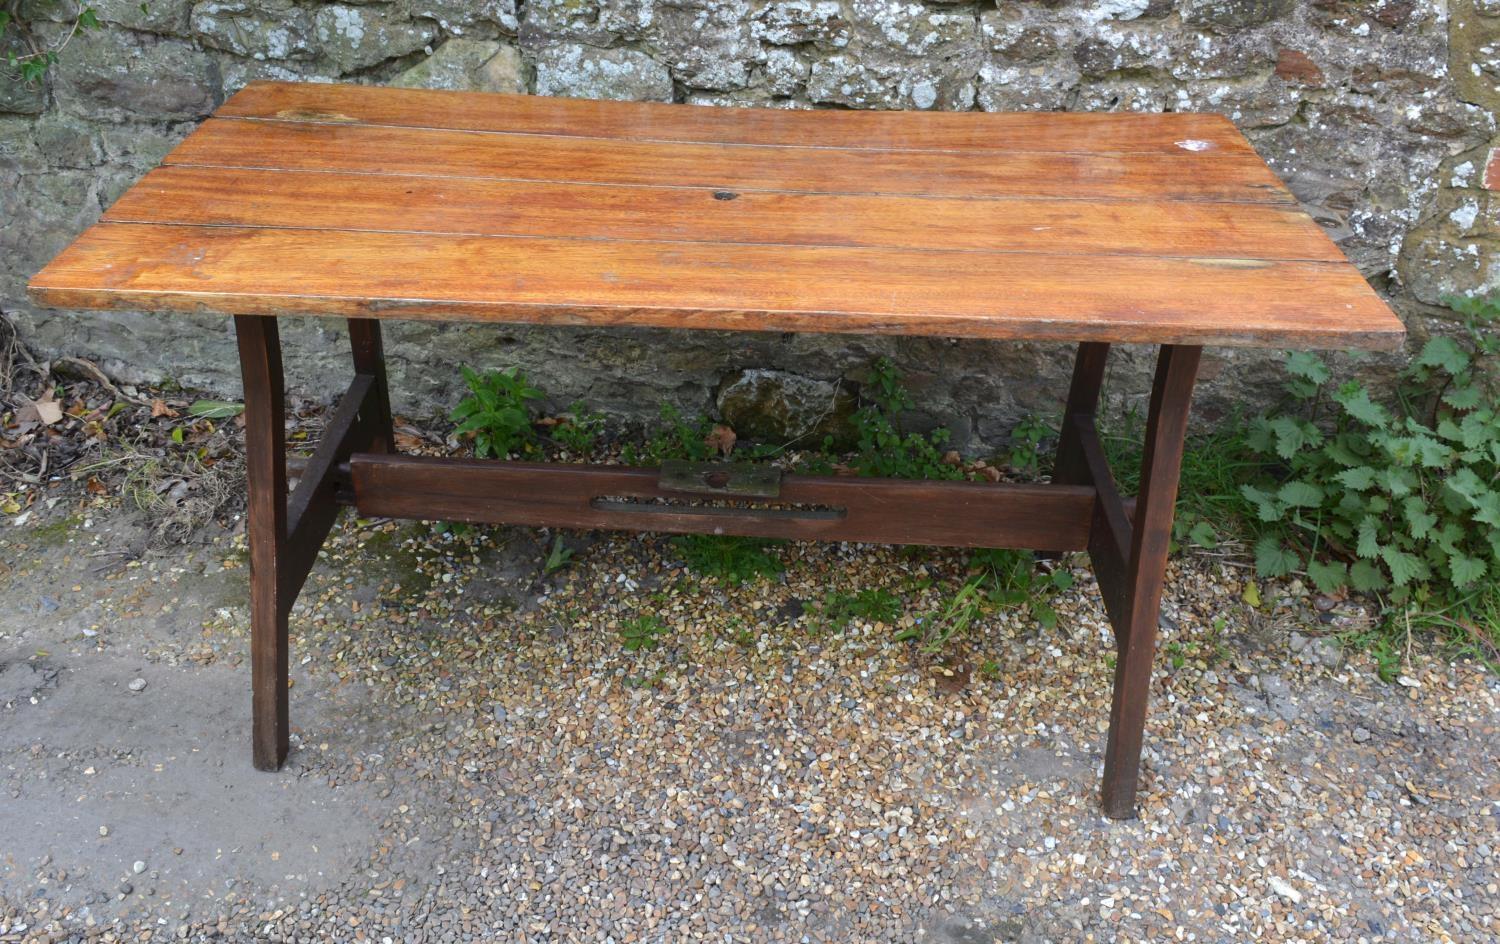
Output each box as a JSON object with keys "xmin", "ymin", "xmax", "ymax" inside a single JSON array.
[
  {"xmin": 1, "ymin": 1, "xmax": 107, "ymax": 85},
  {"xmin": 450, "ymin": 365, "xmax": 542, "ymax": 459},
  {"xmin": 1241, "ymin": 295, "xmax": 1499, "ymax": 611},
  {"xmin": 846, "ymin": 357, "xmax": 962, "ymax": 480}
]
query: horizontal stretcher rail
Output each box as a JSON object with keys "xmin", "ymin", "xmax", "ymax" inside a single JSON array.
[{"xmin": 346, "ymin": 454, "xmax": 1099, "ymax": 552}]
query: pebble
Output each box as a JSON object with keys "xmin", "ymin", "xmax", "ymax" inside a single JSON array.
[
  {"xmin": 128, "ymin": 677, "xmax": 148, "ymax": 692},
  {"xmin": 1267, "ymin": 876, "xmax": 1303, "ymax": 904},
  {"xmin": 6, "ymin": 470, "xmax": 1497, "ymax": 943}
]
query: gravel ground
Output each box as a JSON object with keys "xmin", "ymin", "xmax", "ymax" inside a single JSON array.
[{"xmin": 1, "ymin": 501, "xmax": 1497, "ymax": 943}]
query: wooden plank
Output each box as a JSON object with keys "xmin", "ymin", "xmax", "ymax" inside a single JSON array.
[
  {"xmin": 162, "ymin": 118, "xmax": 1297, "ymax": 205},
  {"xmin": 104, "ymin": 165, "xmax": 1346, "ymax": 262},
  {"xmin": 282, "ymin": 374, "xmax": 374, "ymax": 599},
  {"xmin": 1074, "ymin": 413, "xmax": 1134, "ymax": 635},
  {"xmin": 217, "ymin": 80, "xmax": 1259, "ymax": 157},
  {"xmin": 28, "ymin": 222, "xmax": 1407, "ymax": 350},
  {"xmin": 347, "ymin": 455, "xmax": 1099, "ymax": 551}
]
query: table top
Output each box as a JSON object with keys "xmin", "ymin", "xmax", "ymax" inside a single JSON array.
[{"xmin": 29, "ymin": 81, "xmax": 1404, "ymax": 350}]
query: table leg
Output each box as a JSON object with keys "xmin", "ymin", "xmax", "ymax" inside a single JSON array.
[
  {"xmin": 234, "ymin": 315, "xmax": 291, "ymax": 771},
  {"xmin": 1100, "ymin": 344, "xmax": 1201, "ymax": 818},
  {"xmin": 1053, "ymin": 342, "xmax": 1111, "ymax": 488},
  {"xmin": 347, "ymin": 318, "xmax": 394, "ymax": 454}
]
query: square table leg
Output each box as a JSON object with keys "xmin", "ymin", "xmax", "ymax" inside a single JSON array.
[
  {"xmin": 1100, "ymin": 344, "xmax": 1200, "ymax": 817},
  {"xmin": 1050, "ymin": 342, "xmax": 1202, "ymax": 817},
  {"xmin": 234, "ymin": 314, "xmax": 291, "ymax": 770},
  {"xmin": 233, "ymin": 315, "xmax": 396, "ymax": 771}
]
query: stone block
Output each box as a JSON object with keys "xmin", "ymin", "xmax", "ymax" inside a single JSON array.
[
  {"xmin": 313, "ymin": 4, "xmax": 436, "ymax": 73},
  {"xmin": 391, "ymin": 38, "xmax": 526, "ymax": 92},
  {"xmin": 191, "ymin": 0, "xmax": 315, "ymax": 61},
  {"xmin": 1180, "ymin": 0, "xmax": 1294, "ymax": 30},
  {"xmin": 52, "ymin": 31, "xmax": 219, "ymax": 120},
  {"xmin": 533, "ymin": 43, "xmax": 673, "ymax": 101},
  {"xmin": 715, "ymin": 369, "xmax": 857, "ymax": 448}
]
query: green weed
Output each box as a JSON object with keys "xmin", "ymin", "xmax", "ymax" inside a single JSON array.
[
  {"xmin": 620, "ymin": 614, "xmax": 670, "ymax": 652},
  {"xmin": 450, "ymin": 366, "xmax": 542, "ymax": 458},
  {"xmin": 672, "ymin": 534, "xmax": 785, "ymax": 586},
  {"xmin": 551, "ymin": 400, "xmax": 606, "ymax": 456},
  {"xmin": 817, "ymin": 587, "xmax": 903, "ymax": 631}
]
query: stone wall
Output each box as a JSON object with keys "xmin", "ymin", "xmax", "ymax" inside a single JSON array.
[{"xmin": 2, "ymin": 0, "xmax": 1496, "ymax": 450}]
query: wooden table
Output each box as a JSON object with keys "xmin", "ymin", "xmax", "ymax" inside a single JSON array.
[{"xmin": 29, "ymin": 81, "xmax": 1404, "ymax": 819}]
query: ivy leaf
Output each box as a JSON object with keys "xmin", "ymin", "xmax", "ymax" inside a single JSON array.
[
  {"xmin": 1277, "ymin": 481, "xmax": 1324, "ymax": 508},
  {"xmin": 1415, "ymin": 336, "xmax": 1470, "ymax": 376},
  {"xmin": 1448, "ymin": 554, "xmax": 1487, "ymax": 588},
  {"xmin": 1335, "ymin": 382, "xmax": 1390, "ymax": 429},
  {"xmin": 1254, "ymin": 536, "xmax": 1300, "ymax": 578}
]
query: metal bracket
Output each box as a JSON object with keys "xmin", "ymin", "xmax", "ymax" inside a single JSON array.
[{"xmin": 658, "ymin": 460, "xmax": 782, "ymax": 498}]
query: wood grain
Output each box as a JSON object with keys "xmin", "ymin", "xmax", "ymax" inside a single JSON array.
[
  {"xmin": 217, "ymin": 80, "xmax": 1259, "ymax": 156},
  {"xmin": 30, "ymin": 222, "xmax": 1405, "ymax": 349},
  {"xmin": 104, "ymin": 165, "xmax": 1345, "ymax": 261},
  {"xmin": 348, "ymin": 455, "xmax": 1098, "ymax": 551},
  {"xmin": 29, "ymin": 81, "xmax": 1406, "ymax": 350},
  {"xmin": 162, "ymin": 117, "xmax": 1297, "ymax": 205}
]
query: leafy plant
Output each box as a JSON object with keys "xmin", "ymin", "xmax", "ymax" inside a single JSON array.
[
  {"xmin": 672, "ymin": 534, "xmax": 785, "ymax": 586},
  {"xmin": 1241, "ymin": 294, "xmax": 1499, "ymax": 617},
  {"xmin": 621, "ymin": 402, "xmax": 718, "ymax": 465},
  {"xmin": 817, "ymin": 587, "xmax": 903, "ymax": 631},
  {"xmin": 1006, "ymin": 414, "xmax": 1054, "ymax": 477},
  {"xmin": 899, "ymin": 550, "xmax": 1074, "ymax": 652},
  {"xmin": 620, "ymin": 614, "xmax": 669, "ymax": 652},
  {"xmin": 550, "ymin": 400, "xmax": 605, "ymax": 456},
  {"xmin": 542, "ymin": 534, "xmax": 573, "ymax": 575},
  {"xmin": 450, "ymin": 365, "xmax": 541, "ymax": 459},
  {"xmin": 2, "ymin": 1, "xmax": 107, "ymax": 86},
  {"xmin": 847, "ymin": 358, "xmax": 962, "ymax": 480},
  {"xmin": 1099, "ymin": 406, "xmax": 1263, "ymax": 553}
]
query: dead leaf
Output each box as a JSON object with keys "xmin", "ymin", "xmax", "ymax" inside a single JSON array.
[
  {"xmin": 978, "ymin": 466, "xmax": 1003, "ymax": 483},
  {"xmin": 704, "ymin": 424, "xmax": 737, "ymax": 457},
  {"xmin": 941, "ymin": 450, "xmax": 962, "ymax": 466},
  {"xmin": 933, "ymin": 663, "xmax": 971, "ymax": 695},
  {"xmin": 17, "ymin": 389, "xmax": 63, "ymax": 426},
  {"xmin": 86, "ymin": 476, "xmax": 109, "ymax": 496},
  {"xmin": 394, "ymin": 431, "xmax": 427, "ymax": 452},
  {"xmin": 151, "ymin": 399, "xmax": 179, "ymax": 418}
]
